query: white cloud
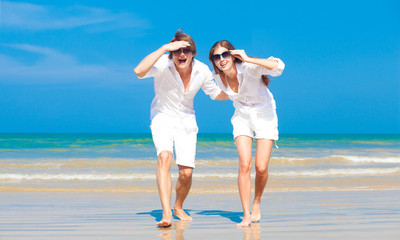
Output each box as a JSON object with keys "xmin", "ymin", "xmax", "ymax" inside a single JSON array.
[
  {"xmin": 0, "ymin": 44, "xmax": 137, "ymax": 85},
  {"xmin": 1, "ymin": 1, "xmax": 150, "ymax": 31}
]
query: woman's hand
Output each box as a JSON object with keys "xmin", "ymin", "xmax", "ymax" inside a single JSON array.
[
  {"xmin": 231, "ymin": 50, "xmax": 280, "ymax": 70},
  {"xmin": 230, "ymin": 50, "xmax": 250, "ymax": 62}
]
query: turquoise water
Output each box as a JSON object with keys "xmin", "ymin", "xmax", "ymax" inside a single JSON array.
[
  {"xmin": 2, "ymin": 133, "xmax": 399, "ymax": 158},
  {"xmin": 0, "ymin": 133, "xmax": 399, "ymax": 192}
]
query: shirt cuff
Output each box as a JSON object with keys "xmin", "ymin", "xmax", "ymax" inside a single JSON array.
[
  {"xmin": 269, "ymin": 58, "xmax": 285, "ymax": 77},
  {"xmin": 210, "ymin": 89, "xmax": 222, "ymax": 100}
]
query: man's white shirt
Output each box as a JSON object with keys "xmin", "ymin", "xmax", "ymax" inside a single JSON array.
[{"xmin": 139, "ymin": 54, "xmax": 221, "ymax": 129}]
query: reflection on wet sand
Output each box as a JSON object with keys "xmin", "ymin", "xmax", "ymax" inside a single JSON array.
[
  {"xmin": 158, "ymin": 221, "xmax": 189, "ymax": 240},
  {"xmin": 243, "ymin": 223, "xmax": 260, "ymax": 240}
]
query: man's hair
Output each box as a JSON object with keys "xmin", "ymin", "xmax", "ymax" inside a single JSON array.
[{"xmin": 168, "ymin": 30, "xmax": 197, "ymax": 59}]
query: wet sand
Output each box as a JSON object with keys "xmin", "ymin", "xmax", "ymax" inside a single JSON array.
[{"xmin": 1, "ymin": 190, "xmax": 399, "ymax": 239}]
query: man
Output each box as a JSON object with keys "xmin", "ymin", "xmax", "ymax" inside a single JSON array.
[{"xmin": 134, "ymin": 30, "xmax": 227, "ymax": 227}]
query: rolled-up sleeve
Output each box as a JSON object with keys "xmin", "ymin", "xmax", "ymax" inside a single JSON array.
[
  {"xmin": 137, "ymin": 55, "xmax": 169, "ymax": 79},
  {"xmin": 266, "ymin": 57, "xmax": 285, "ymax": 77},
  {"xmin": 201, "ymin": 70, "xmax": 222, "ymax": 100},
  {"xmin": 139, "ymin": 66, "xmax": 157, "ymax": 79}
]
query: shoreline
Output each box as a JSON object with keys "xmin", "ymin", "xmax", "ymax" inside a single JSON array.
[
  {"xmin": 1, "ymin": 176, "xmax": 399, "ymax": 193},
  {"xmin": 1, "ymin": 190, "xmax": 399, "ymax": 239}
]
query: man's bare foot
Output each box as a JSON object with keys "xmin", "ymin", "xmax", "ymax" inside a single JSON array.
[
  {"xmin": 156, "ymin": 215, "xmax": 172, "ymax": 227},
  {"xmin": 236, "ymin": 217, "xmax": 252, "ymax": 228},
  {"xmin": 251, "ymin": 203, "xmax": 261, "ymax": 223},
  {"xmin": 173, "ymin": 208, "xmax": 192, "ymax": 221}
]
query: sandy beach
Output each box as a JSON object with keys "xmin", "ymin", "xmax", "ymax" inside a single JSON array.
[
  {"xmin": 1, "ymin": 190, "xmax": 399, "ymax": 239},
  {"xmin": 1, "ymin": 134, "xmax": 399, "ymax": 239}
]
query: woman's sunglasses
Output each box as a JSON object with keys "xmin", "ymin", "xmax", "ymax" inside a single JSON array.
[
  {"xmin": 172, "ymin": 48, "xmax": 192, "ymax": 55},
  {"xmin": 212, "ymin": 51, "xmax": 231, "ymax": 62}
]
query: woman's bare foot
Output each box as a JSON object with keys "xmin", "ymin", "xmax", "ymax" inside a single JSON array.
[
  {"xmin": 236, "ymin": 216, "xmax": 252, "ymax": 228},
  {"xmin": 173, "ymin": 208, "xmax": 193, "ymax": 221},
  {"xmin": 156, "ymin": 214, "xmax": 172, "ymax": 227},
  {"xmin": 251, "ymin": 203, "xmax": 261, "ymax": 223},
  {"xmin": 251, "ymin": 213, "xmax": 261, "ymax": 223}
]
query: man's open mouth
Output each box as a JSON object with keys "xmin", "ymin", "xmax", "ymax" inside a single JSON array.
[{"xmin": 179, "ymin": 59, "xmax": 187, "ymax": 64}]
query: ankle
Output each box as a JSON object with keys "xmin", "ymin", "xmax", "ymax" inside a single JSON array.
[
  {"xmin": 173, "ymin": 206, "xmax": 183, "ymax": 211},
  {"xmin": 163, "ymin": 209, "xmax": 172, "ymax": 217}
]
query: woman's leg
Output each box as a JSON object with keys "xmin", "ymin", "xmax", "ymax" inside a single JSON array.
[
  {"xmin": 236, "ymin": 135, "xmax": 253, "ymax": 227},
  {"xmin": 251, "ymin": 139, "xmax": 274, "ymax": 222}
]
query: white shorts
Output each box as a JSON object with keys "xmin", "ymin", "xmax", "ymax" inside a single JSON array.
[
  {"xmin": 150, "ymin": 114, "xmax": 198, "ymax": 168},
  {"xmin": 231, "ymin": 108, "xmax": 279, "ymax": 140}
]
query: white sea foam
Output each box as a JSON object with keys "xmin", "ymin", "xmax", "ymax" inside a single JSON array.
[
  {"xmin": 272, "ymin": 168, "xmax": 400, "ymax": 177},
  {"xmin": 1, "ymin": 167, "xmax": 399, "ymax": 181},
  {"xmin": 272, "ymin": 155, "xmax": 400, "ymax": 164},
  {"xmin": 0, "ymin": 173, "xmax": 156, "ymax": 181},
  {"xmin": 334, "ymin": 155, "xmax": 400, "ymax": 163}
]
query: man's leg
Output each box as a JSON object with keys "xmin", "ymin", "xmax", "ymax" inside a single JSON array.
[
  {"xmin": 173, "ymin": 165, "xmax": 193, "ymax": 221},
  {"xmin": 156, "ymin": 150, "xmax": 173, "ymax": 227},
  {"xmin": 173, "ymin": 128, "xmax": 196, "ymax": 221}
]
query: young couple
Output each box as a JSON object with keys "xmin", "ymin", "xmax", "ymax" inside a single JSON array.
[{"xmin": 134, "ymin": 30, "xmax": 285, "ymax": 228}]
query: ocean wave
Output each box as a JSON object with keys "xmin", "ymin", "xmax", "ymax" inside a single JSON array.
[
  {"xmin": 272, "ymin": 168, "xmax": 400, "ymax": 177},
  {"xmin": 0, "ymin": 173, "xmax": 238, "ymax": 181},
  {"xmin": 333, "ymin": 155, "xmax": 400, "ymax": 163},
  {"xmin": 1, "ymin": 154, "xmax": 399, "ymax": 171},
  {"xmin": 272, "ymin": 155, "xmax": 400, "ymax": 164},
  {"xmin": 1, "ymin": 167, "xmax": 398, "ymax": 181},
  {"xmin": 0, "ymin": 173, "xmax": 156, "ymax": 181},
  {"xmin": 0, "ymin": 158, "xmax": 157, "ymax": 169}
]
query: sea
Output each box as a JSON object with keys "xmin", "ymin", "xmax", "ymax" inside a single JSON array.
[{"xmin": 1, "ymin": 133, "xmax": 399, "ymax": 193}]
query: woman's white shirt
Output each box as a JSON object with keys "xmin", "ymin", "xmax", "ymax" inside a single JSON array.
[{"xmin": 213, "ymin": 57, "xmax": 284, "ymax": 114}]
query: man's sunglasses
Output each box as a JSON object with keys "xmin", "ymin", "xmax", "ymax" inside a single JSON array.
[
  {"xmin": 172, "ymin": 48, "xmax": 192, "ymax": 55},
  {"xmin": 212, "ymin": 51, "xmax": 231, "ymax": 62}
]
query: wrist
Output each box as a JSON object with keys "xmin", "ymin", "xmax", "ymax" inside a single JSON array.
[
  {"xmin": 243, "ymin": 56, "xmax": 252, "ymax": 63},
  {"xmin": 160, "ymin": 44, "xmax": 169, "ymax": 53}
]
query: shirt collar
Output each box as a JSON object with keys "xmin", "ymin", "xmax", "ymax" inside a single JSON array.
[
  {"xmin": 235, "ymin": 62, "xmax": 244, "ymax": 75},
  {"xmin": 167, "ymin": 58, "xmax": 175, "ymax": 69}
]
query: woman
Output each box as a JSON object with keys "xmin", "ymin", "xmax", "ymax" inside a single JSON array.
[{"xmin": 209, "ymin": 40, "xmax": 285, "ymax": 227}]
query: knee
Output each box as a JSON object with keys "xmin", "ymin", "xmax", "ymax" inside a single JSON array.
[
  {"xmin": 178, "ymin": 167, "xmax": 193, "ymax": 182},
  {"xmin": 238, "ymin": 161, "xmax": 252, "ymax": 174},
  {"xmin": 255, "ymin": 166, "xmax": 268, "ymax": 176},
  {"xmin": 158, "ymin": 151, "xmax": 172, "ymax": 168}
]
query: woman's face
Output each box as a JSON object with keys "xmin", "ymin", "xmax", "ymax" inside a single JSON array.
[{"xmin": 212, "ymin": 46, "xmax": 234, "ymax": 72}]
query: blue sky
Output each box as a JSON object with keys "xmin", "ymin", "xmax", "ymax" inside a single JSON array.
[{"xmin": 0, "ymin": 0, "xmax": 399, "ymax": 134}]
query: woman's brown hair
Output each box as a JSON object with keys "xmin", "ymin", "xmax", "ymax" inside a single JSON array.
[{"xmin": 209, "ymin": 40, "xmax": 241, "ymax": 75}]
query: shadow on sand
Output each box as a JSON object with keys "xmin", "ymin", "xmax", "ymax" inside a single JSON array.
[
  {"xmin": 196, "ymin": 210, "xmax": 243, "ymax": 223},
  {"xmin": 137, "ymin": 210, "xmax": 261, "ymax": 239},
  {"xmin": 137, "ymin": 209, "xmax": 193, "ymax": 222}
]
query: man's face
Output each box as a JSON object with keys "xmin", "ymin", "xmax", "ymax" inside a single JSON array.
[{"xmin": 172, "ymin": 48, "xmax": 194, "ymax": 70}]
